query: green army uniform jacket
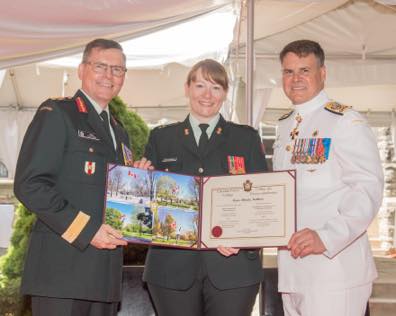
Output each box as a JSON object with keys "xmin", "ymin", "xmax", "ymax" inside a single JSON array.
[
  {"xmin": 14, "ymin": 90, "xmax": 129, "ymax": 302},
  {"xmin": 143, "ymin": 115, "xmax": 267, "ymax": 290}
]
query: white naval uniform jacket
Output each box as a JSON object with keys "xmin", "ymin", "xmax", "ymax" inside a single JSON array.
[{"xmin": 273, "ymin": 91, "xmax": 384, "ymax": 292}]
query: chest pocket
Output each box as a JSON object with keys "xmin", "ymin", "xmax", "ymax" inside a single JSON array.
[
  {"xmin": 62, "ymin": 138, "xmax": 109, "ymax": 185},
  {"xmin": 159, "ymin": 158, "xmax": 182, "ymax": 172}
]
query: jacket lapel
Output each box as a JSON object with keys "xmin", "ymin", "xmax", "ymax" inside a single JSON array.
[
  {"xmin": 202, "ymin": 115, "xmax": 227, "ymax": 158},
  {"xmin": 180, "ymin": 116, "xmax": 200, "ymax": 158},
  {"xmin": 75, "ymin": 91, "xmax": 115, "ymax": 152}
]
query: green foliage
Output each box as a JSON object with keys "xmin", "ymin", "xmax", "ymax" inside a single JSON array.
[
  {"xmin": 0, "ymin": 204, "xmax": 35, "ymax": 316},
  {"xmin": 105, "ymin": 208, "xmax": 124, "ymax": 230},
  {"xmin": 109, "ymin": 96, "xmax": 149, "ymax": 160},
  {"xmin": 0, "ymin": 96, "xmax": 149, "ymax": 314}
]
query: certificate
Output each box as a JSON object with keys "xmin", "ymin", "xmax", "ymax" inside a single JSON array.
[
  {"xmin": 104, "ymin": 164, "xmax": 295, "ymax": 249},
  {"xmin": 200, "ymin": 171, "xmax": 295, "ymax": 248}
]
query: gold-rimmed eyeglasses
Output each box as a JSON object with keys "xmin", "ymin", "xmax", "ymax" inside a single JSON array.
[{"xmin": 85, "ymin": 61, "xmax": 127, "ymax": 77}]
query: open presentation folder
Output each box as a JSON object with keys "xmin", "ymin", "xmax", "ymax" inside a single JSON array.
[{"xmin": 104, "ymin": 163, "xmax": 296, "ymax": 249}]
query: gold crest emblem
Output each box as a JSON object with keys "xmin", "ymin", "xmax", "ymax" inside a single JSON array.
[{"xmin": 243, "ymin": 180, "xmax": 253, "ymax": 192}]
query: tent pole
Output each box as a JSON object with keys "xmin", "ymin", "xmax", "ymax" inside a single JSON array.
[
  {"xmin": 246, "ymin": 0, "xmax": 254, "ymax": 126},
  {"xmin": 9, "ymin": 69, "xmax": 22, "ymax": 110}
]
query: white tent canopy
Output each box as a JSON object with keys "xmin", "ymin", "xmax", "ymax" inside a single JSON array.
[{"xmin": 1, "ymin": 0, "xmax": 396, "ymax": 178}]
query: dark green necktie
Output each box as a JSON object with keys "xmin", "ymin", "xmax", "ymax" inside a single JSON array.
[{"xmin": 198, "ymin": 123, "xmax": 209, "ymax": 154}]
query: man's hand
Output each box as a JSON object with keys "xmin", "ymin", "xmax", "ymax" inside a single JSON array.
[
  {"xmin": 133, "ymin": 157, "xmax": 154, "ymax": 170},
  {"xmin": 288, "ymin": 228, "xmax": 326, "ymax": 258},
  {"xmin": 90, "ymin": 224, "xmax": 128, "ymax": 249},
  {"xmin": 217, "ymin": 246, "xmax": 240, "ymax": 257}
]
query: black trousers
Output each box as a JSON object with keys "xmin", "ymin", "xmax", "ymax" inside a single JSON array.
[
  {"xmin": 31, "ymin": 296, "xmax": 118, "ymax": 316},
  {"xmin": 148, "ymin": 262, "xmax": 259, "ymax": 316}
]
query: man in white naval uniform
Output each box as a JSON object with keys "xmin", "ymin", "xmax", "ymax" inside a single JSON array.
[{"xmin": 273, "ymin": 40, "xmax": 384, "ymax": 316}]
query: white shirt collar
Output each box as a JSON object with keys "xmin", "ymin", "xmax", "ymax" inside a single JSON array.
[
  {"xmin": 294, "ymin": 90, "xmax": 329, "ymax": 115},
  {"xmin": 79, "ymin": 89, "xmax": 110, "ymax": 116}
]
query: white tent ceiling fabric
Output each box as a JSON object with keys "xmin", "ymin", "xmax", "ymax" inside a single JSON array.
[{"xmin": 0, "ymin": 0, "xmax": 233, "ymax": 69}]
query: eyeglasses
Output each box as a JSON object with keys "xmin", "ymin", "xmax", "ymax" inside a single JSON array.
[{"xmin": 85, "ymin": 61, "xmax": 127, "ymax": 77}]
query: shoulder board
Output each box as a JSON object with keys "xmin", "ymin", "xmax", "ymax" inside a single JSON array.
[
  {"xmin": 278, "ymin": 110, "xmax": 294, "ymax": 121},
  {"xmin": 49, "ymin": 96, "xmax": 72, "ymax": 101},
  {"xmin": 154, "ymin": 122, "xmax": 181, "ymax": 130},
  {"xmin": 228, "ymin": 122, "xmax": 257, "ymax": 132},
  {"xmin": 324, "ymin": 102, "xmax": 352, "ymax": 115}
]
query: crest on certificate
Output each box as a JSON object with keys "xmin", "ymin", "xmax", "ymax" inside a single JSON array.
[{"xmin": 243, "ymin": 180, "xmax": 253, "ymax": 192}]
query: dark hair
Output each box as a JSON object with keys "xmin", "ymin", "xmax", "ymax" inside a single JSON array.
[
  {"xmin": 82, "ymin": 38, "xmax": 126, "ymax": 64},
  {"xmin": 186, "ymin": 59, "xmax": 229, "ymax": 91},
  {"xmin": 280, "ymin": 40, "xmax": 325, "ymax": 66}
]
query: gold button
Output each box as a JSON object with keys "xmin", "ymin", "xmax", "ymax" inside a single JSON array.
[
  {"xmin": 198, "ymin": 167, "xmax": 204, "ymax": 174},
  {"xmin": 89, "ymin": 147, "xmax": 94, "ymax": 153}
]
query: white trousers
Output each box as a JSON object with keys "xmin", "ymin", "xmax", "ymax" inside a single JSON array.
[{"xmin": 281, "ymin": 283, "xmax": 372, "ymax": 316}]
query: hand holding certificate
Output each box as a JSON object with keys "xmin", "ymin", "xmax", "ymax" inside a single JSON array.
[{"xmin": 104, "ymin": 164, "xmax": 295, "ymax": 249}]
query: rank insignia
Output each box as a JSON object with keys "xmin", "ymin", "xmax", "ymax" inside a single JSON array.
[
  {"xmin": 84, "ymin": 161, "xmax": 96, "ymax": 175},
  {"xmin": 278, "ymin": 110, "xmax": 294, "ymax": 121},
  {"xmin": 312, "ymin": 130, "xmax": 318, "ymax": 137},
  {"xmin": 121, "ymin": 143, "xmax": 133, "ymax": 166},
  {"xmin": 184, "ymin": 128, "xmax": 189, "ymax": 136},
  {"xmin": 324, "ymin": 102, "xmax": 351, "ymax": 115},
  {"xmin": 216, "ymin": 127, "xmax": 222, "ymax": 135},
  {"xmin": 227, "ymin": 156, "xmax": 246, "ymax": 175},
  {"xmin": 75, "ymin": 97, "xmax": 88, "ymax": 113},
  {"xmin": 39, "ymin": 106, "xmax": 53, "ymax": 112}
]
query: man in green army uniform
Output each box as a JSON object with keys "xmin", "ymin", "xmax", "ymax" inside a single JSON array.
[{"xmin": 14, "ymin": 39, "xmax": 142, "ymax": 316}]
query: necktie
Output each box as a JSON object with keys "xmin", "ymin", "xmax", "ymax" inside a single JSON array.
[
  {"xmin": 100, "ymin": 111, "xmax": 112, "ymax": 140},
  {"xmin": 198, "ymin": 123, "xmax": 209, "ymax": 154}
]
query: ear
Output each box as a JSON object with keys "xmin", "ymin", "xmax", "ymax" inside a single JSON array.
[
  {"xmin": 77, "ymin": 63, "xmax": 84, "ymax": 80},
  {"xmin": 184, "ymin": 82, "xmax": 189, "ymax": 98},
  {"xmin": 320, "ymin": 65, "xmax": 327, "ymax": 82}
]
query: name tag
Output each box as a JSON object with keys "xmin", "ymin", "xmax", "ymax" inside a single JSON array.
[
  {"xmin": 162, "ymin": 157, "xmax": 178, "ymax": 163},
  {"xmin": 78, "ymin": 130, "xmax": 100, "ymax": 141}
]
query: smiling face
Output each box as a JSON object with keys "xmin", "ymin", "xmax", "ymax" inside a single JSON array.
[
  {"xmin": 281, "ymin": 52, "xmax": 326, "ymax": 105},
  {"xmin": 78, "ymin": 47, "xmax": 126, "ymax": 109},
  {"xmin": 185, "ymin": 68, "xmax": 227, "ymax": 123}
]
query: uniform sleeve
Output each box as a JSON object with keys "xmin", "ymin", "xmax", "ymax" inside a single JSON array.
[
  {"xmin": 14, "ymin": 102, "xmax": 94, "ymax": 250},
  {"xmin": 247, "ymin": 130, "xmax": 268, "ymax": 173},
  {"xmin": 316, "ymin": 111, "xmax": 384, "ymax": 258},
  {"xmin": 144, "ymin": 128, "xmax": 160, "ymax": 168}
]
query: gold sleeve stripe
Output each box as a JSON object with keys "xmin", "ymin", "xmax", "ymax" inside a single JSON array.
[{"xmin": 61, "ymin": 211, "xmax": 90, "ymax": 243}]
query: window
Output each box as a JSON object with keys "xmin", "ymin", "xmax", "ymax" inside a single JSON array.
[
  {"xmin": 0, "ymin": 161, "xmax": 8, "ymax": 178},
  {"xmin": 259, "ymin": 123, "xmax": 277, "ymax": 171}
]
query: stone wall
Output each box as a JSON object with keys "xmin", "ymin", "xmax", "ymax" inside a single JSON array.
[{"xmin": 375, "ymin": 127, "xmax": 396, "ymax": 251}]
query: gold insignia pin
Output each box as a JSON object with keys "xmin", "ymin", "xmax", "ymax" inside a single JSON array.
[
  {"xmin": 286, "ymin": 145, "xmax": 292, "ymax": 152},
  {"xmin": 312, "ymin": 130, "xmax": 318, "ymax": 137},
  {"xmin": 216, "ymin": 127, "xmax": 222, "ymax": 135},
  {"xmin": 184, "ymin": 128, "xmax": 189, "ymax": 135}
]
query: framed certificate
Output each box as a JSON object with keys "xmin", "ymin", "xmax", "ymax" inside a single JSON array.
[{"xmin": 104, "ymin": 164, "xmax": 295, "ymax": 249}]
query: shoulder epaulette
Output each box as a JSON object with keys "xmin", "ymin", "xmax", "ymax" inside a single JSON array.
[
  {"xmin": 228, "ymin": 122, "xmax": 256, "ymax": 132},
  {"xmin": 155, "ymin": 122, "xmax": 181, "ymax": 130},
  {"xmin": 49, "ymin": 96, "xmax": 72, "ymax": 101},
  {"xmin": 278, "ymin": 110, "xmax": 294, "ymax": 121},
  {"xmin": 324, "ymin": 102, "xmax": 352, "ymax": 115}
]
